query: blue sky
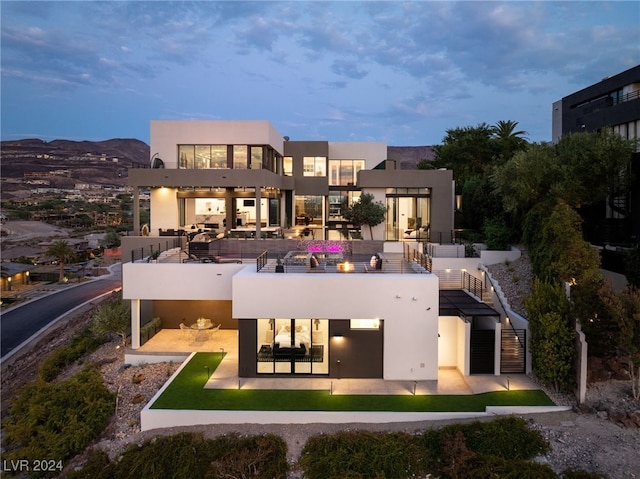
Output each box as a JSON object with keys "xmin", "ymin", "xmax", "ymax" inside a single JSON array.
[{"xmin": 1, "ymin": 1, "xmax": 639, "ymax": 146}]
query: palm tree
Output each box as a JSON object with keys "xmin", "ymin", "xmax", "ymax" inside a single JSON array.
[
  {"xmin": 492, "ymin": 120, "xmax": 529, "ymax": 160},
  {"xmin": 492, "ymin": 120, "xmax": 528, "ymax": 140},
  {"xmin": 46, "ymin": 240, "xmax": 75, "ymax": 283}
]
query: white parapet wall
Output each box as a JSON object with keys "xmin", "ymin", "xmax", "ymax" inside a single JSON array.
[{"xmin": 480, "ymin": 246, "xmax": 521, "ymax": 265}]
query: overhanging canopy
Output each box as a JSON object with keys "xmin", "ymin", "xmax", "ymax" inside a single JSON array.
[{"xmin": 439, "ymin": 289, "xmax": 500, "ymax": 319}]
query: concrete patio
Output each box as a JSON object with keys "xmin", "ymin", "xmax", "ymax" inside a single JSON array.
[{"xmin": 130, "ymin": 329, "xmax": 541, "ymax": 396}]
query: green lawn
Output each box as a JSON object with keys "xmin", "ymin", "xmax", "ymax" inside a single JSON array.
[{"xmin": 150, "ymin": 352, "xmax": 554, "ymax": 411}]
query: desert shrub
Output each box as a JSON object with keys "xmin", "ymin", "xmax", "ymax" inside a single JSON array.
[
  {"xmin": 66, "ymin": 450, "xmax": 111, "ymax": 479},
  {"xmin": 466, "ymin": 456, "xmax": 557, "ymax": 478},
  {"xmin": 38, "ymin": 328, "xmax": 105, "ymax": 381},
  {"xmin": 299, "ymin": 430, "xmax": 425, "ymax": 479},
  {"xmin": 299, "ymin": 417, "xmax": 554, "ymax": 479},
  {"xmin": 437, "ymin": 416, "xmax": 550, "ymax": 460},
  {"xmin": 3, "ymin": 367, "xmax": 114, "ymax": 476},
  {"xmin": 67, "ymin": 432, "xmax": 288, "ymax": 479}
]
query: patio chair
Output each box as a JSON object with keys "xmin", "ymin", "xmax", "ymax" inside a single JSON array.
[
  {"xmin": 179, "ymin": 323, "xmax": 195, "ymax": 340},
  {"xmin": 207, "ymin": 323, "xmax": 221, "ymax": 339}
]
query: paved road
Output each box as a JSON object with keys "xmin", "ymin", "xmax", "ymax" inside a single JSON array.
[{"xmin": 0, "ymin": 264, "xmax": 122, "ymax": 359}]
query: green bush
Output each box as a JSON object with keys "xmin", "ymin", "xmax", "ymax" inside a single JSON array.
[
  {"xmin": 483, "ymin": 216, "xmax": 511, "ymax": 250},
  {"xmin": 299, "ymin": 430, "xmax": 425, "ymax": 479},
  {"xmin": 3, "ymin": 367, "xmax": 115, "ymax": 477},
  {"xmin": 436, "ymin": 417, "xmax": 549, "ymax": 460},
  {"xmin": 38, "ymin": 329, "xmax": 105, "ymax": 381},
  {"xmin": 67, "ymin": 432, "xmax": 288, "ymax": 479},
  {"xmin": 140, "ymin": 317, "xmax": 162, "ymax": 345},
  {"xmin": 299, "ymin": 417, "xmax": 554, "ymax": 479}
]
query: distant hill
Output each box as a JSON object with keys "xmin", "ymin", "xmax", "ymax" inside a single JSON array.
[
  {"xmin": 0, "ymin": 138, "xmax": 150, "ymax": 191},
  {"xmin": 387, "ymin": 146, "xmax": 436, "ymax": 169},
  {"xmin": 1, "ymin": 138, "xmax": 150, "ymax": 166}
]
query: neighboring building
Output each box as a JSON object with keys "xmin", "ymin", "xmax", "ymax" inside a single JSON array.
[
  {"xmin": 552, "ymin": 65, "xmax": 640, "ymax": 257},
  {"xmin": 123, "ymin": 120, "xmax": 523, "ymax": 383}
]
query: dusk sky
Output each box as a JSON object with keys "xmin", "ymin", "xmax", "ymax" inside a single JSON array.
[{"xmin": 1, "ymin": 1, "xmax": 639, "ymax": 147}]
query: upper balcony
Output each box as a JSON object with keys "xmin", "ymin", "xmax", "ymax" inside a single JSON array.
[{"xmin": 128, "ymin": 167, "xmax": 294, "ymax": 190}]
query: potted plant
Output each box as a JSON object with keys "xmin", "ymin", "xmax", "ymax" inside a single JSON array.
[
  {"xmin": 147, "ymin": 250, "xmax": 161, "ymax": 263},
  {"xmin": 275, "ymin": 255, "xmax": 285, "ymax": 273}
]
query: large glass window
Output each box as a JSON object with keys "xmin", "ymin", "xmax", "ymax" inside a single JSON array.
[
  {"xmin": 303, "ymin": 156, "xmax": 326, "ymax": 176},
  {"xmin": 211, "ymin": 145, "xmax": 227, "ymax": 168},
  {"xmin": 328, "ymin": 191, "xmax": 361, "ymax": 220},
  {"xmin": 257, "ymin": 318, "xmax": 328, "ymax": 374},
  {"xmin": 329, "ymin": 159, "xmax": 364, "ymax": 185},
  {"xmin": 283, "ymin": 157, "xmax": 293, "ymax": 176},
  {"xmin": 233, "ymin": 145, "xmax": 248, "ymax": 169},
  {"xmin": 195, "ymin": 145, "xmax": 210, "ymax": 169},
  {"xmin": 178, "ymin": 145, "xmax": 195, "ymax": 169},
  {"xmin": 385, "ymin": 188, "xmax": 431, "ymax": 241},
  {"xmin": 295, "ymin": 195, "xmax": 324, "ymax": 225},
  {"xmin": 178, "ymin": 144, "xmax": 276, "ymax": 169},
  {"xmin": 250, "ymin": 146, "xmax": 263, "ymax": 170}
]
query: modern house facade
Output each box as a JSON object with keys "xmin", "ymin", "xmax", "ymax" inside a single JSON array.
[
  {"xmin": 552, "ymin": 65, "xmax": 640, "ymax": 253},
  {"xmin": 123, "ymin": 120, "xmax": 523, "ymax": 384},
  {"xmin": 128, "ymin": 120, "xmax": 455, "ymax": 244}
]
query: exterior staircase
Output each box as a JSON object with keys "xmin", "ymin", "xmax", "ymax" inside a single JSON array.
[{"xmin": 500, "ymin": 328, "xmax": 526, "ymax": 374}]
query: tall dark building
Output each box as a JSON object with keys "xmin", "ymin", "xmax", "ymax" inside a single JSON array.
[{"xmin": 552, "ymin": 65, "xmax": 640, "ymax": 270}]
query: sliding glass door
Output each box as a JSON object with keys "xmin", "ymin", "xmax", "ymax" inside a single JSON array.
[{"xmin": 256, "ymin": 318, "xmax": 329, "ymax": 375}]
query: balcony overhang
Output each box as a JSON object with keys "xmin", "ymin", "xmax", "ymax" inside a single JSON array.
[
  {"xmin": 358, "ymin": 168, "xmax": 453, "ymax": 188},
  {"xmin": 439, "ymin": 289, "xmax": 500, "ymax": 319},
  {"xmin": 128, "ymin": 168, "xmax": 294, "ymax": 190}
]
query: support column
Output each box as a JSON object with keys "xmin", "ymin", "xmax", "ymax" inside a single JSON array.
[
  {"xmin": 133, "ymin": 187, "xmax": 140, "ymax": 235},
  {"xmin": 255, "ymin": 187, "xmax": 262, "ymax": 239},
  {"xmin": 131, "ymin": 299, "xmax": 141, "ymax": 349},
  {"xmin": 494, "ymin": 322, "xmax": 502, "ymax": 376},
  {"xmin": 225, "ymin": 188, "xmax": 234, "ymax": 233}
]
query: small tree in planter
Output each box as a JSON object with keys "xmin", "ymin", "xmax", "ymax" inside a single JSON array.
[{"xmin": 342, "ymin": 193, "xmax": 386, "ymax": 240}]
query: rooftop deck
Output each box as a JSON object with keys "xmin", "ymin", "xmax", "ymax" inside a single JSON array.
[{"xmin": 136, "ymin": 247, "xmax": 429, "ymax": 274}]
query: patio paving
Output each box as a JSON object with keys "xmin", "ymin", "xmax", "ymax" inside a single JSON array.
[{"xmin": 135, "ymin": 329, "xmax": 540, "ymax": 396}]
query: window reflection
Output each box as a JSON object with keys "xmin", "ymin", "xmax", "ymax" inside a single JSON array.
[
  {"xmin": 303, "ymin": 157, "xmax": 326, "ymax": 177},
  {"xmin": 328, "ymin": 159, "xmax": 364, "ymax": 185},
  {"xmin": 233, "ymin": 145, "xmax": 248, "ymax": 169}
]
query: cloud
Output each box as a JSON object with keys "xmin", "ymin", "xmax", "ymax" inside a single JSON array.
[{"xmin": 331, "ymin": 59, "xmax": 368, "ymax": 79}]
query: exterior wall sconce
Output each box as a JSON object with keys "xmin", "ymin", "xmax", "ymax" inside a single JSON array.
[
  {"xmin": 412, "ymin": 297, "xmax": 418, "ymax": 301},
  {"xmin": 395, "ymin": 294, "xmax": 401, "ymax": 299}
]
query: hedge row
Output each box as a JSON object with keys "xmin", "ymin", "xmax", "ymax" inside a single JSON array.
[
  {"xmin": 67, "ymin": 417, "xmax": 608, "ymax": 479},
  {"xmin": 67, "ymin": 432, "xmax": 288, "ymax": 479},
  {"xmin": 140, "ymin": 316, "xmax": 162, "ymax": 345},
  {"xmin": 299, "ymin": 416, "xmax": 606, "ymax": 479}
]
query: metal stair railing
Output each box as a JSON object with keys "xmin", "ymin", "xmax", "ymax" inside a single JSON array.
[{"xmin": 484, "ymin": 270, "xmax": 524, "ymax": 349}]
